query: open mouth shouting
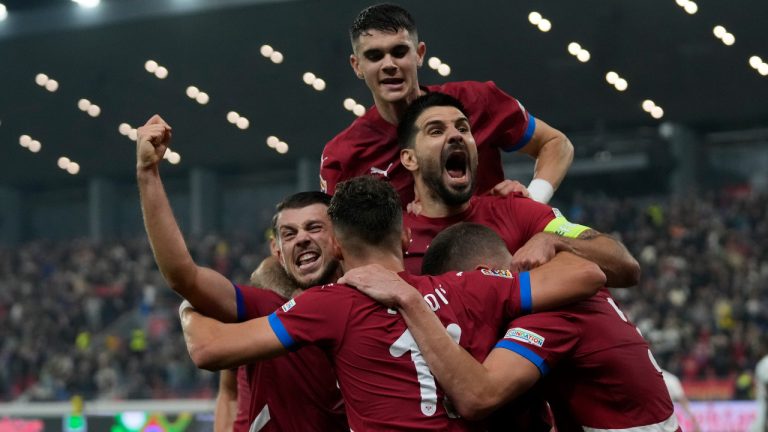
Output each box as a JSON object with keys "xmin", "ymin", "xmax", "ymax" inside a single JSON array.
[
  {"xmin": 442, "ymin": 146, "xmax": 471, "ymax": 189},
  {"xmin": 380, "ymin": 77, "xmax": 405, "ymax": 91},
  {"xmin": 295, "ymin": 249, "xmax": 321, "ymax": 274}
]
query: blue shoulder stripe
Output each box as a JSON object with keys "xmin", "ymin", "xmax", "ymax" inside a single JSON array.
[
  {"xmin": 268, "ymin": 312, "xmax": 297, "ymax": 350},
  {"xmin": 505, "ymin": 115, "xmax": 537, "ymax": 152},
  {"xmin": 495, "ymin": 340, "xmax": 550, "ymax": 376}
]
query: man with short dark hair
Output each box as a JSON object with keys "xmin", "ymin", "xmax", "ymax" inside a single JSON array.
[
  {"xmin": 180, "ymin": 176, "xmax": 606, "ymax": 431},
  {"xmin": 136, "ymin": 115, "xmax": 347, "ymax": 432},
  {"xmin": 321, "ymin": 3, "xmax": 574, "ymax": 206}
]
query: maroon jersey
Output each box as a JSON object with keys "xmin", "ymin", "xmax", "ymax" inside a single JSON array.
[
  {"xmin": 235, "ymin": 285, "xmax": 348, "ymax": 432},
  {"xmin": 269, "ymin": 270, "xmax": 533, "ymax": 431},
  {"xmin": 496, "ymin": 290, "xmax": 679, "ymax": 432},
  {"xmin": 404, "ymin": 194, "xmax": 556, "ymax": 274},
  {"xmin": 233, "ymin": 366, "xmax": 252, "ymax": 432},
  {"xmin": 320, "ymin": 81, "xmax": 535, "ymax": 206}
]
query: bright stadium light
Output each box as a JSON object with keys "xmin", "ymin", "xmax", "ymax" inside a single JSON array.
[
  {"xmin": 576, "ymin": 50, "xmax": 590, "ymax": 63},
  {"xmin": 303, "ymin": 72, "xmax": 316, "ymax": 85},
  {"xmin": 759, "ymin": 63, "xmax": 768, "ymax": 76},
  {"xmin": 72, "ymin": 0, "xmax": 100, "ymax": 8},
  {"xmin": 28, "ymin": 140, "xmax": 42, "ymax": 153},
  {"xmin": 528, "ymin": 11, "xmax": 542, "ymax": 25},
  {"xmin": 236, "ymin": 117, "xmax": 250, "ymax": 130},
  {"xmin": 614, "ymin": 78, "xmax": 628, "ymax": 91},
  {"xmin": 66, "ymin": 162, "xmax": 80, "ymax": 174},
  {"xmin": 270, "ymin": 51, "xmax": 284, "ymax": 64},
  {"xmin": 749, "ymin": 56, "xmax": 762, "ymax": 69},
  {"xmin": 651, "ymin": 106, "xmax": 664, "ymax": 119},
  {"xmin": 0, "ymin": 4, "xmax": 7, "ymax": 21},
  {"xmin": 683, "ymin": 1, "xmax": 698, "ymax": 14},
  {"xmin": 118, "ymin": 123, "xmax": 131, "ymax": 136},
  {"xmin": 260, "ymin": 45, "xmax": 274, "ymax": 57},
  {"xmin": 722, "ymin": 33, "xmax": 735, "ymax": 46},
  {"xmin": 227, "ymin": 111, "xmax": 240, "ymax": 124},
  {"xmin": 537, "ymin": 19, "xmax": 551, "ymax": 32},
  {"xmin": 353, "ymin": 104, "xmax": 366, "ymax": 117},
  {"xmin": 437, "ymin": 64, "xmax": 451, "ymax": 76},
  {"xmin": 87, "ymin": 104, "xmax": 101, "ymax": 117},
  {"xmin": 642, "ymin": 100, "xmax": 656, "ymax": 112},
  {"xmin": 154, "ymin": 66, "xmax": 168, "ymax": 79},
  {"xmin": 343, "ymin": 98, "xmax": 356, "ymax": 111},
  {"xmin": 195, "ymin": 92, "xmax": 209, "ymax": 105},
  {"xmin": 567, "ymin": 42, "xmax": 582, "ymax": 56},
  {"xmin": 266, "ymin": 136, "xmax": 279, "ymax": 148},
  {"xmin": 144, "ymin": 60, "xmax": 158, "ymax": 73},
  {"xmin": 605, "ymin": 71, "xmax": 619, "ymax": 84},
  {"xmin": 312, "ymin": 78, "xmax": 326, "ymax": 91},
  {"xmin": 276, "ymin": 141, "xmax": 289, "ymax": 154},
  {"xmin": 77, "ymin": 99, "xmax": 91, "ymax": 111},
  {"xmin": 19, "ymin": 135, "xmax": 31, "ymax": 147},
  {"xmin": 428, "ymin": 57, "xmax": 442, "ymax": 69},
  {"xmin": 45, "ymin": 79, "xmax": 59, "ymax": 92},
  {"xmin": 713, "ymin": 26, "xmax": 727, "ymax": 39},
  {"xmin": 57, "ymin": 157, "xmax": 71, "ymax": 169},
  {"xmin": 186, "ymin": 86, "xmax": 200, "ymax": 99},
  {"xmin": 35, "ymin": 73, "xmax": 49, "ymax": 86},
  {"xmin": 167, "ymin": 152, "xmax": 181, "ymax": 165}
]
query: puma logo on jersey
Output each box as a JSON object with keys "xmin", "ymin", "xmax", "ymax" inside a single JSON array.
[{"xmin": 370, "ymin": 163, "xmax": 394, "ymax": 178}]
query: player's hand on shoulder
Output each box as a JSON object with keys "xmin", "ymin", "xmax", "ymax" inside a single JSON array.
[
  {"xmin": 489, "ymin": 179, "xmax": 530, "ymax": 198},
  {"xmin": 510, "ymin": 232, "xmax": 561, "ymax": 271},
  {"xmin": 136, "ymin": 114, "xmax": 173, "ymax": 170},
  {"xmin": 338, "ymin": 264, "xmax": 414, "ymax": 308}
]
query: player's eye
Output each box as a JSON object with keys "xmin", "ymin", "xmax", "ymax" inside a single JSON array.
[
  {"xmin": 391, "ymin": 45, "xmax": 409, "ymax": 58},
  {"xmin": 365, "ymin": 51, "xmax": 384, "ymax": 61}
]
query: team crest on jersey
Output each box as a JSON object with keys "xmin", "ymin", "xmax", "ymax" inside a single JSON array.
[
  {"xmin": 281, "ymin": 298, "xmax": 296, "ymax": 312},
  {"xmin": 505, "ymin": 328, "xmax": 545, "ymax": 347},
  {"xmin": 480, "ymin": 269, "xmax": 514, "ymax": 279}
]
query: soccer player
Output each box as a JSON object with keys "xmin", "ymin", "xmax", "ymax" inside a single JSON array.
[
  {"xmin": 136, "ymin": 115, "xmax": 347, "ymax": 431},
  {"xmin": 661, "ymin": 368, "xmax": 701, "ymax": 432},
  {"xmin": 397, "ymin": 92, "xmax": 640, "ymax": 288},
  {"xmin": 344, "ymin": 222, "xmax": 679, "ymax": 431},
  {"xmin": 180, "ymin": 176, "xmax": 606, "ymax": 431},
  {"xmin": 321, "ymin": 3, "xmax": 574, "ymax": 205},
  {"xmin": 752, "ymin": 353, "xmax": 768, "ymax": 432}
]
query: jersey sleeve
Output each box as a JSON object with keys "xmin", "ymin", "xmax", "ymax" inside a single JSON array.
[
  {"xmin": 234, "ymin": 284, "xmax": 266, "ymax": 321},
  {"xmin": 267, "ymin": 286, "xmax": 351, "ymax": 351},
  {"xmin": 495, "ymin": 312, "xmax": 581, "ymax": 377},
  {"xmin": 319, "ymin": 145, "xmax": 343, "ymax": 195},
  {"xmin": 462, "ymin": 269, "xmax": 533, "ymax": 318},
  {"xmin": 474, "ymin": 81, "xmax": 535, "ymax": 152}
]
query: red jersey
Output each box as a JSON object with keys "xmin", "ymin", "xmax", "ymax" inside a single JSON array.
[
  {"xmin": 235, "ymin": 285, "xmax": 348, "ymax": 432},
  {"xmin": 404, "ymin": 194, "xmax": 556, "ymax": 274},
  {"xmin": 269, "ymin": 270, "xmax": 533, "ymax": 431},
  {"xmin": 496, "ymin": 291, "xmax": 679, "ymax": 432},
  {"xmin": 233, "ymin": 366, "xmax": 252, "ymax": 432},
  {"xmin": 320, "ymin": 81, "xmax": 535, "ymax": 206}
]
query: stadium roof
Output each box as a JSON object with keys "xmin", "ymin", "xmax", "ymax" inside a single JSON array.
[{"xmin": 1, "ymin": 0, "xmax": 766, "ymax": 189}]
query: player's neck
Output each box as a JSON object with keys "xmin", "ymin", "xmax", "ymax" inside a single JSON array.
[
  {"xmin": 414, "ymin": 182, "xmax": 470, "ymax": 218},
  {"xmin": 341, "ymin": 248, "xmax": 404, "ymax": 274},
  {"xmin": 374, "ymin": 85, "xmax": 425, "ymax": 125}
]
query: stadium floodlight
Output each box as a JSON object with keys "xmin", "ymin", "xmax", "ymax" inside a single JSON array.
[
  {"xmin": 266, "ymin": 136, "xmax": 279, "ymax": 148},
  {"xmin": 270, "ymin": 51, "xmax": 284, "ymax": 64},
  {"xmin": 642, "ymin": 100, "xmax": 656, "ymax": 112},
  {"xmin": 343, "ymin": 98, "xmax": 356, "ymax": 111},
  {"xmin": 713, "ymin": 26, "xmax": 727, "ymax": 39},
  {"xmin": 749, "ymin": 56, "xmax": 762, "ymax": 69},
  {"xmin": 186, "ymin": 86, "xmax": 200, "ymax": 99},
  {"xmin": 312, "ymin": 78, "xmax": 326, "ymax": 91},
  {"xmin": 568, "ymin": 42, "xmax": 581, "ymax": 56},
  {"xmin": 528, "ymin": 11, "xmax": 542, "ymax": 25},
  {"xmin": 437, "ymin": 64, "xmax": 451, "ymax": 76},
  {"xmin": 605, "ymin": 71, "xmax": 619, "ymax": 84},
  {"xmin": 72, "ymin": 0, "xmax": 100, "ymax": 8},
  {"xmin": 428, "ymin": 57, "xmax": 442, "ymax": 70},
  {"xmin": 303, "ymin": 72, "xmax": 316, "ymax": 85},
  {"xmin": 537, "ymin": 19, "xmax": 552, "ymax": 32},
  {"xmin": 260, "ymin": 45, "xmax": 274, "ymax": 57},
  {"xmin": 0, "ymin": 3, "xmax": 7, "ymax": 21},
  {"xmin": 721, "ymin": 33, "xmax": 735, "ymax": 46}
]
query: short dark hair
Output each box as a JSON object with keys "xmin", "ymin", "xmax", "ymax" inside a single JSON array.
[
  {"xmin": 397, "ymin": 92, "xmax": 469, "ymax": 150},
  {"xmin": 349, "ymin": 3, "xmax": 418, "ymax": 46},
  {"xmin": 272, "ymin": 191, "xmax": 332, "ymax": 235},
  {"xmin": 327, "ymin": 176, "xmax": 402, "ymax": 252},
  {"xmin": 421, "ymin": 223, "xmax": 509, "ymax": 275}
]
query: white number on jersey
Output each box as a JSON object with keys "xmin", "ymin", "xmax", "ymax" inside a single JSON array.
[
  {"xmin": 605, "ymin": 296, "xmax": 662, "ymax": 373},
  {"xmin": 390, "ymin": 323, "xmax": 462, "ymax": 416}
]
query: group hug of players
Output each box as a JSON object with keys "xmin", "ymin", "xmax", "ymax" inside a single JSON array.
[{"xmin": 135, "ymin": 4, "xmax": 682, "ymax": 432}]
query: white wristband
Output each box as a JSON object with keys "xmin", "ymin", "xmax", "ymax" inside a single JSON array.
[
  {"xmin": 527, "ymin": 178, "xmax": 554, "ymax": 203},
  {"xmin": 178, "ymin": 299, "xmax": 195, "ymax": 321}
]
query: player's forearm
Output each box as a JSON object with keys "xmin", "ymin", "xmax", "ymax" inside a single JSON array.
[
  {"xmin": 138, "ymin": 168, "xmax": 238, "ymax": 319},
  {"xmin": 182, "ymin": 310, "xmax": 285, "ymax": 370},
  {"xmin": 397, "ymin": 292, "xmax": 503, "ymax": 418},
  {"xmin": 556, "ymin": 232, "xmax": 640, "ymax": 287},
  {"xmin": 138, "ymin": 167, "xmax": 199, "ymax": 294},
  {"xmin": 530, "ymin": 132, "xmax": 573, "ymax": 191}
]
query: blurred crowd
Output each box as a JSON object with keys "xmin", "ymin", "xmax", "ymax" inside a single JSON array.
[
  {"xmin": 1, "ymin": 188, "xmax": 766, "ymax": 402},
  {"xmin": 0, "ymin": 234, "xmax": 267, "ymax": 401}
]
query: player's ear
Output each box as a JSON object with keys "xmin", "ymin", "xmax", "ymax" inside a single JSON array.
[
  {"xmin": 416, "ymin": 41, "xmax": 426, "ymax": 67},
  {"xmin": 474, "ymin": 264, "xmax": 491, "ymax": 271},
  {"xmin": 401, "ymin": 227, "xmax": 412, "ymax": 253},
  {"xmin": 350, "ymin": 54, "xmax": 363, "ymax": 79},
  {"xmin": 401, "ymin": 148, "xmax": 418, "ymax": 171},
  {"xmin": 332, "ymin": 236, "xmax": 344, "ymax": 260}
]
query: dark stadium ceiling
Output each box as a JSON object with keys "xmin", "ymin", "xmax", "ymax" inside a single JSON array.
[{"xmin": 1, "ymin": 0, "xmax": 766, "ymax": 189}]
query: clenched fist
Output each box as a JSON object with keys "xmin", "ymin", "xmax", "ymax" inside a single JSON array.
[{"xmin": 136, "ymin": 114, "xmax": 172, "ymax": 170}]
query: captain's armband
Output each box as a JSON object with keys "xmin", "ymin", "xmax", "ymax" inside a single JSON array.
[{"xmin": 543, "ymin": 216, "xmax": 591, "ymax": 239}]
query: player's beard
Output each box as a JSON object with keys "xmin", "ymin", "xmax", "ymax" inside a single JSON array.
[
  {"xmin": 287, "ymin": 259, "xmax": 340, "ymax": 289},
  {"xmin": 419, "ymin": 153, "xmax": 476, "ymax": 207}
]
